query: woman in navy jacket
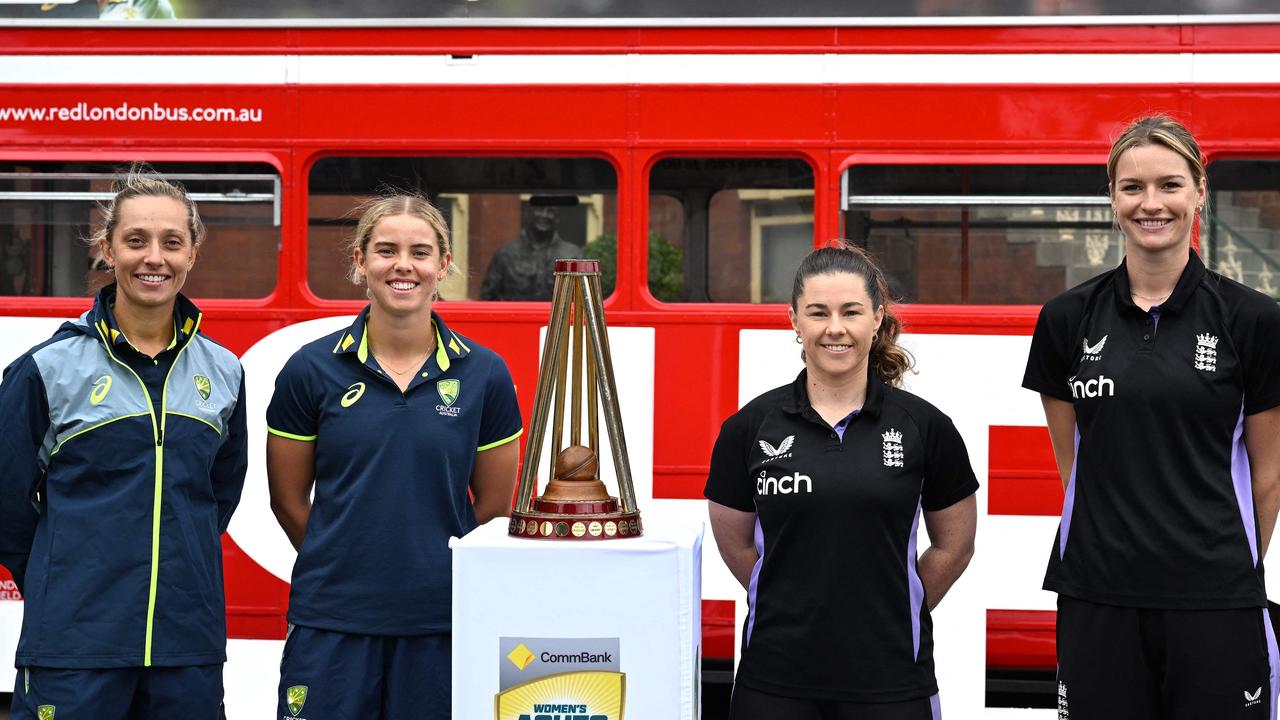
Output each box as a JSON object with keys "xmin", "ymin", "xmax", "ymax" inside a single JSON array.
[{"xmin": 0, "ymin": 169, "xmax": 247, "ymax": 720}]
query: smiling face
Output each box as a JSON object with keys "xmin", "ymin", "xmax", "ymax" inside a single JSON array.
[
  {"xmin": 99, "ymin": 195, "xmax": 197, "ymax": 316},
  {"xmin": 1111, "ymin": 143, "xmax": 1206, "ymax": 257},
  {"xmin": 354, "ymin": 213, "xmax": 450, "ymax": 317},
  {"xmin": 789, "ymin": 271, "xmax": 884, "ymax": 384}
]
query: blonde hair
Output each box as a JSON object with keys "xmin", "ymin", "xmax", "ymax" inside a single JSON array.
[
  {"xmin": 1107, "ymin": 115, "xmax": 1205, "ymax": 191},
  {"xmin": 347, "ymin": 194, "xmax": 458, "ymax": 284},
  {"xmin": 791, "ymin": 241, "xmax": 915, "ymax": 387},
  {"xmin": 90, "ymin": 164, "xmax": 205, "ymax": 250}
]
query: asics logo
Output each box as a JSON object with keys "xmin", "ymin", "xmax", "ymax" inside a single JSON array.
[
  {"xmin": 757, "ymin": 470, "xmax": 811, "ymax": 496},
  {"xmin": 89, "ymin": 375, "xmax": 112, "ymax": 405},
  {"xmin": 340, "ymin": 382, "xmax": 366, "ymax": 408},
  {"xmin": 1069, "ymin": 375, "xmax": 1114, "ymax": 399}
]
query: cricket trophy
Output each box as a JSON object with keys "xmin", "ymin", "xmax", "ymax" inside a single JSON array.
[{"xmin": 507, "ymin": 259, "xmax": 642, "ymax": 540}]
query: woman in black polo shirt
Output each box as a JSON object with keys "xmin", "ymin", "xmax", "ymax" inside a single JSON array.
[
  {"xmin": 1023, "ymin": 115, "xmax": 1280, "ymax": 719},
  {"xmin": 706, "ymin": 244, "xmax": 978, "ymax": 719}
]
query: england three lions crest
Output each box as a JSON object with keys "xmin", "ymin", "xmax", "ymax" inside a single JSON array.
[
  {"xmin": 882, "ymin": 429, "xmax": 904, "ymax": 468},
  {"xmin": 1194, "ymin": 333, "xmax": 1218, "ymax": 372}
]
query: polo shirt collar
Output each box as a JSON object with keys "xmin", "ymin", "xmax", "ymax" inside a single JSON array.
[
  {"xmin": 1112, "ymin": 249, "xmax": 1205, "ymax": 315},
  {"xmin": 783, "ymin": 368, "xmax": 886, "ymax": 421},
  {"xmin": 331, "ymin": 306, "xmax": 472, "ymax": 374},
  {"xmin": 88, "ymin": 283, "xmax": 201, "ymax": 353}
]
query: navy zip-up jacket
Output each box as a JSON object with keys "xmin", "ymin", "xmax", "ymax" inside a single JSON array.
[{"xmin": 0, "ymin": 286, "xmax": 247, "ymax": 668}]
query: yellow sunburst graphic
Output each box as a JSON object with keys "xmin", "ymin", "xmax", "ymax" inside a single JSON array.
[{"xmin": 495, "ymin": 671, "xmax": 625, "ymax": 720}]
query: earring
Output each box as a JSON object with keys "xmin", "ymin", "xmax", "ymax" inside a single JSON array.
[
  {"xmin": 872, "ymin": 332, "xmax": 878, "ymax": 343},
  {"xmin": 795, "ymin": 334, "xmax": 802, "ymax": 344}
]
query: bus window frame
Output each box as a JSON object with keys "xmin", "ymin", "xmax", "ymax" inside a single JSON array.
[
  {"xmin": 837, "ymin": 152, "xmax": 1108, "ymax": 318},
  {"xmin": 297, "ymin": 149, "xmax": 625, "ymax": 314},
  {"xmin": 638, "ymin": 149, "xmax": 824, "ymax": 310},
  {"xmin": 0, "ymin": 149, "xmax": 286, "ymax": 315},
  {"xmin": 1201, "ymin": 151, "xmax": 1280, "ymax": 298}
]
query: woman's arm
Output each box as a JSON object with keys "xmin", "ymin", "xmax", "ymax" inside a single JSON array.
[
  {"xmin": 267, "ymin": 435, "xmax": 316, "ymax": 551},
  {"xmin": 919, "ymin": 494, "xmax": 977, "ymax": 610},
  {"xmin": 708, "ymin": 500, "xmax": 759, "ymax": 591},
  {"xmin": 1246, "ymin": 406, "xmax": 1280, "ymax": 560},
  {"xmin": 470, "ymin": 439, "xmax": 520, "ymax": 524},
  {"xmin": 1041, "ymin": 395, "xmax": 1077, "ymax": 490}
]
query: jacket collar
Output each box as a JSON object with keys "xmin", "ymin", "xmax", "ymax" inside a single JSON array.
[{"xmin": 83, "ymin": 283, "xmax": 201, "ymax": 353}]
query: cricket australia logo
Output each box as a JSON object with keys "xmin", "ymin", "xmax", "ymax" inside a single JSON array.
[
  {"xmin": 37, "ymin": 706, "xmax": 54, "ymax": 720},
  {"xmin": 286, "ymin": 684, "xmax": 308, "ymax": 717},
  {"xmin": 1082, "ymin": 335, "xmax": 1107, "ymax": 362},
  {"xmin": 193, "ymin": 373, "xmax": 216, "ymax": 410},
  {"xmin": 758, "ymin": 435, "xmax": 794, "ymax": 463},
  {"xmin": 882, "ymin": 429, "xmax": 904, "ymax": 468},
  {"xmin": 436, "ymin": 378, "xmax": 461, "ymax": 417},
  {"xmin": 1194, "ymin": 333, "xmax": 1218, "ymax": 372}
]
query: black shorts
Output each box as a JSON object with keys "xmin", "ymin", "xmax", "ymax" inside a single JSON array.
[
  {"xmin": 1056, "ymin": 595, "xmax": 1279, "ymax": 720},
  {"xmin": 728, "ymin": 683, "xmax": 939, "ymax": 720}
]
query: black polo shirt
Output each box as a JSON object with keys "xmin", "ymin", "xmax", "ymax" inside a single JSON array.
[
  {"xmin": 705, "ymin": 370, "xmax": 977, "ymax": 702},
  {"xmin": 1023, "ymin": 251, "xmax": 1280, "ymax": 609}
]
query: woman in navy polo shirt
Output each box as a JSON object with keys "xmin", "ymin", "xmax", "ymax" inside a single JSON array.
[
  {"xmin": 1024, "ymin": 116, "xmax": 1280, "ymax": 718},
  {"xmin": 266, "ymin": 195, "xmax": 522, "ymax": 720},
  {"xmin": 706, "ymin": 244, "xmax": 978, "ymax": 719}
]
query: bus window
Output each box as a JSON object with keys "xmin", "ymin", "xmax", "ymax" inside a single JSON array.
[
  {"xmin": 1205, "ymin": 160, "xmax": 1280, "ymax": 300},
  {"xmin": 0, "ymin": 162, "xmax": 279, "ymax": 299},
  {"xmin": 648, "ymin": 158, "xmax": 814, "ymax": 303},
  {"xmin": 306, "ymin": 157, "xmax": 617, "ymax": 302},
  {"xmin": 843, "ymin": 164, "xmax": 1112, "ymax": 305}
]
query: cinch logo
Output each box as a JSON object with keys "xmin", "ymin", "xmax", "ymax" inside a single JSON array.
[
  {"xmin": 1082, "ymin": 335, "xmax": 1107, "ymax": 362},
  {"xmin": 89, "ymin": 375, "xmax": 112, "ymax": 405},
  {"xmin": 756, "ymin": 470, "xmax": 812, "ymax": 496},
  {"xmin": 1069, "ymin": 375, "xmax": 1114, "ymax": 399},
  {"xmin": 757, "ymin": 435, "xmax": 793, "ymax": 463},
  {"xmin": 340, "ymin": 382, "xmax": 365, "ymax": 408}
]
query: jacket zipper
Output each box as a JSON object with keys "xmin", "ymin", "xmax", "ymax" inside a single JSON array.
[{"xmin": 96, "ymin": 321, "xmax": 195, "ymax": 666}]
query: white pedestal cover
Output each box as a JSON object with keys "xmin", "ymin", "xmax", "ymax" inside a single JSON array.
[{"xmin": 451, "ymin": 517, "xmax": 704, "ymax": 720}]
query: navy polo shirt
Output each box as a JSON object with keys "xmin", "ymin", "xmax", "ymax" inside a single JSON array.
[
  {"xmin": 1024, "ymin": 251, "xmax": 1280, "ymax": 609},
  {"xmin": 705, "ymin": 370, "xmax": 977, "ymax": 702},
  {"xmin": 267, "ymin": 308, "xmax": 522, "ymax": 635}
]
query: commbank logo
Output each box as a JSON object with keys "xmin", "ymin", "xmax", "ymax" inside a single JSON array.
[
  {"xmin": 1069, "ymin": 375, "xmax": 1114, "ymax": 399},
  {"xmin": 340, "ymin": 382, "xmax": 365, "ymax": 408},
  {"xmin": 757, "ymin": 470, "xmax": 811, "ymax": 496},
  {"xmin": 507, "ymin": 642, "xmax": 536, "ymax": 670}
]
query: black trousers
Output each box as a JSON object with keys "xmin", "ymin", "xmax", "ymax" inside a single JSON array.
[
  {"xmin": 1056, "ymin": 595, "xmax": 1278, "ymax": 720},
  {"xmin": 728, "ymin": 682, "xmax": 938, "ymax": 720}
]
